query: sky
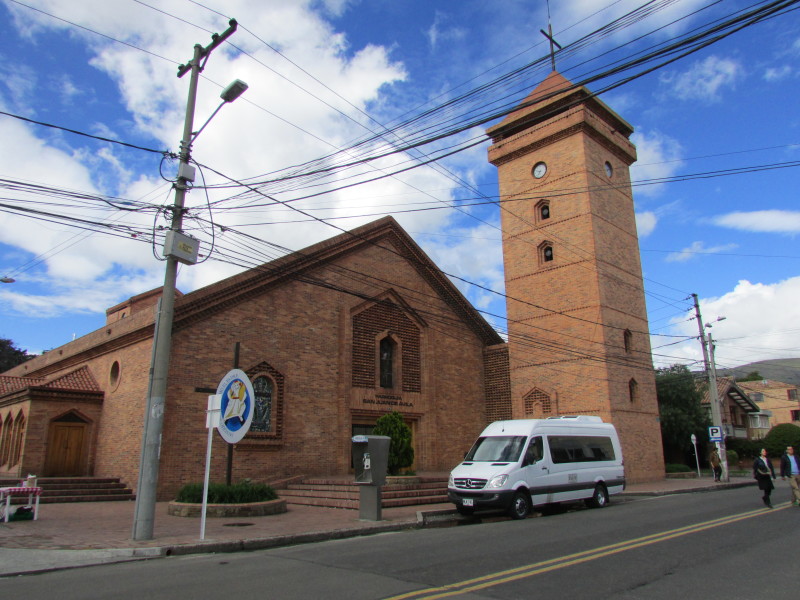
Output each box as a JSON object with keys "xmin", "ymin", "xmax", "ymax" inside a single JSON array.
[{"xmin": 0, "ymin": 0, "xmax": 798, "ymax": 376}]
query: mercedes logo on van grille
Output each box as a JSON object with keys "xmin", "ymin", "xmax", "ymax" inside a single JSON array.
[{"xmin": 456, "ymin": 478, "xmax": 486, "ymax": 489}]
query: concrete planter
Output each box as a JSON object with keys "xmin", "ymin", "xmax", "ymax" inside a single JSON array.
[{"xmin": 167, "ymin": 498, "xmax": 287, "ymax": 518}]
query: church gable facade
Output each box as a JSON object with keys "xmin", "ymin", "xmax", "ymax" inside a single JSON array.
[{"xmin": 1, "ymin": 217, "xmax": 504, "ymax": 499}]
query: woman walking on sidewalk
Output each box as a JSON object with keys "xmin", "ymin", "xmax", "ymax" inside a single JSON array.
[{"xmin": 753, "ymin": 448, "xmax": 776, "ymax": 508}]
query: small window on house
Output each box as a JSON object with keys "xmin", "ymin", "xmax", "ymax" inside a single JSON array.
[
  {"xmin": 751, "ymin": 392, "xmax": 764, "ymax": 403},
  {"xmin": 629, "ymin": 378, "xmax": 639, "ymax": 403},
  {"xmin": 791, "ymin": 410, "xmax": 800, "ymax": 421},
  {"xmin": 788, "ymin": 389, "xmax": 798, "ymax": 401},
  {"xmin": 623, "ymin": 330, "xmax": 633, "ymax": 354},
  {"xmin": 379, "ymin": 336, "xmax": 396, "ymax": 389}
]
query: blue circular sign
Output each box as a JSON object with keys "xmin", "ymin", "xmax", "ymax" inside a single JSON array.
[{"xmin": 215, "ymin": 369, "xmax": 255, "ymax": 444}]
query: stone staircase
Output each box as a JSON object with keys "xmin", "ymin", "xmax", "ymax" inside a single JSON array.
[
  {"xmin": 0, "ymin": 477, "xmax": 135, "ymax": 504},
  {"xmin": 278, "ymin": 475, "xmax": 449, "ymax": 510}
]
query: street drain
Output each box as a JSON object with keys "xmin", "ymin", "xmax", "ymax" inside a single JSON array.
[{"xmin": 223, "ymin": 522, "xmax": 255, "ymax": 527}]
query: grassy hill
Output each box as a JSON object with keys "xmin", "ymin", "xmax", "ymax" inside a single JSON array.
[{"xmin": 717, "ymin": 358, "xmax": 800, "ymax": 387}]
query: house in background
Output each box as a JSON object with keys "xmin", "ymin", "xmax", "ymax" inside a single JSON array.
[
  {"xmin": 738, "ymin": 379, "xmax": 800, "ymax": 429},
  {"xmin": 702, "ymin": 377, "xmax": 767, "ymax": 440}
]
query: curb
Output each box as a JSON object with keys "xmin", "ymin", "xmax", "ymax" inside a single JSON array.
[
  {"xmin": 620, "ymin": 480, "xmax": 756, "ymax": 497},
  {"xmin": 163, "ymin": 519, "xmax": 423, "ymax": 557}
]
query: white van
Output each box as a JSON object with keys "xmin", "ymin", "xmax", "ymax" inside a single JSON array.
[{"xmin": 448, "ymin": 416, "xmax": 625, "ymax": 519}]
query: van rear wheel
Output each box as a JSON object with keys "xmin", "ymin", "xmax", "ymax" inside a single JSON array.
[
  {"xmin": 508, "ymin": 491, "xmax": 530, "ymax": 519},
  {"xmin": 586, "ymin": 483, "xmax": 609, "ymax": 508}
]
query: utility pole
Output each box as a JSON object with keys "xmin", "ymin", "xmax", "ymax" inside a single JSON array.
[
  {"xmin": 692, "ymin": 293, "xmax": 728, "ymax": 482},
  {"xmin": 132, "ymin": 19, "xmax": 238, "ymax": 541}
]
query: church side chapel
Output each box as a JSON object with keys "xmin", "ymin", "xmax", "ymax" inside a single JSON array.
[{"xmin": 0, "ymin": 70, "xmax": 664, "ymax": 499}]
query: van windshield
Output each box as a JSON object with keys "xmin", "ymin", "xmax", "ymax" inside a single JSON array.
[{"xmin": 465, "ymin": 436, "xmax": 527, "ymax": 462}]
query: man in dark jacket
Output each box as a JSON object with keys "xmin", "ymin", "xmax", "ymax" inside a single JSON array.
[{"xmin": 780, "ymin": 446, "xmax": 800, "ymax": 506}]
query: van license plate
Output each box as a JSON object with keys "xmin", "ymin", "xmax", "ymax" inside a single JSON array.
[{"xmin": 462, "ymin": 498, "xmax": 474, "ymax": 507}]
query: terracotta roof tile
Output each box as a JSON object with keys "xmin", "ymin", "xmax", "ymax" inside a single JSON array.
[
  {"xmin": 41, "ymin": 366, "xmax": 101, "ymax": 392},
  {"xmin": 0, "ymin": 375, "xmax": 45, "ymax": 394}
]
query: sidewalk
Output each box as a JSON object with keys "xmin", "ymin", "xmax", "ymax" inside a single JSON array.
[{"xmin": 0, "ymin": 476, "xmax": 755, "ymax": 577}]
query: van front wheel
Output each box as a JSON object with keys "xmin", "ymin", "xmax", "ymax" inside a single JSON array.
[
  {"xmin": 508, "ymin": 491, "xmax": 530, "ymax": 519},
  {"xmin": 586, "ymin": 483, "xmax": 609, "ymax": 508}
]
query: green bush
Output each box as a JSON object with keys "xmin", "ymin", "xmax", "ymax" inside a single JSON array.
[
  {"xmin": 725, "ymin": 438, "xmax": 758, "ymax": 460},
  {"xmin": 175, "ymin": 480, "xmax": 277, "ymax": 504},
  {"xmin": 372, "ymin": 411, "xmax": 414, "ymax": 476},
  {"xmin": 762, "ymin": 423, "xmax": 800, "ymax": 457},
  {"xmin": 665, "ymin": 463, "xmax": 692, "ymax": 473},
  {"xmin": 726, "ymin": 449, "xmax": 739, "ymax": 465}
]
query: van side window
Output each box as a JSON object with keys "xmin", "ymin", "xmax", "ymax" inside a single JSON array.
[
  {"xmin": 547, "ymin": 435, "xmax": 616, "ymax": 464},
  {"xmin": 522, "ymin": 436, "xmax": 543, "ymax": 466}
]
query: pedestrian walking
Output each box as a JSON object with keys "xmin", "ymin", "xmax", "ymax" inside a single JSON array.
[
  {"xmin": 780, "ymin": 445, "xmax": 800, "ymax": 506},
  {"xmin": 753, "ymin": 448, "xmax": 776, "ymax": 508},
  {"xmin": 709, "ymin": 447, "xmax": 722, "ymax": 482}
]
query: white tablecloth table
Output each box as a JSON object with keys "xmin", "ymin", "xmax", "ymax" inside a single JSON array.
[{"xmin": 0, "ymin": 486, "xmax": 42, "ymax": 522}]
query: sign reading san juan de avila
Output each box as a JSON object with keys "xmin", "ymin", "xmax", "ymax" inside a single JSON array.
[{"xmin": 363, "ymin": 397, "xmax": 413, "ymax": 408}]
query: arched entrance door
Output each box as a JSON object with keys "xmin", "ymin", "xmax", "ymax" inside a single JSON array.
[{"xmin": 44, "ymin": 413, "xmax": 89, "ymax": 476}]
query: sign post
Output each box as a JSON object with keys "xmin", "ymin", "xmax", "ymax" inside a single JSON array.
[
  {"xmin": 200, "ymin": 394, "xmax": 221, "ymax": 540},
  {"xmin": 199, "ymin": 369, "xmax": 254, "ymax": 540},
  {"xmin": 690, "ymin": 433, "xmax": 701, "ymax": 478}
]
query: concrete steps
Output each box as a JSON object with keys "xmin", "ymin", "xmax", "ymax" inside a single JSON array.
[
  {"xmin": 0, "ymin": 477, "xmax": 135, "ymax": 504},
  {"xmin": 278, "ymin": 476, "xmax": 448, "ymax": 510}
]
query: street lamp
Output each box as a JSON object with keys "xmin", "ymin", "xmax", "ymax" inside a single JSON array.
[
  {"xmin": 132, "ymin": 20, "xmax": 245, "ymax": 542},
  {"xmin": 191, "ymin": 79, "xmax": 249, "ymax": 142},
  {"xmin": 1, "ymin": 277, "xmax": 15, "ymax": 283}
]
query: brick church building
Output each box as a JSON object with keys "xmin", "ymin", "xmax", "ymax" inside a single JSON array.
[{"xmin": 0, "ymin": 72, "xmax": 664, "ymax": 498}]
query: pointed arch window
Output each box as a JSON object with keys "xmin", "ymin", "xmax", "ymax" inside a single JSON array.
[
  {"xmin": 251, "ymin": 375, "xmax": 275, "ymax": 433},
  {"xmin": 539, "ymin": 241, "xmax": 554, "ymax": 265},
  {"xmin": 524, "ymin": 388, "xmax": 553, "ymax": 417},
  {"xmin": 629, "ymin": 378, "xmax": 639, "ymax": 403},
  {"xmin": 535, "ymin": 199, "xmax": 551, "ymax": 223},
  {"xmin": 9, "ymin": 412, "xmax": 25, "ymax": 467},
  {"xmin": 0, "ymin": 413, "xmax": 12, "ymax": 466},
  {"xmin": 379, "ymin": 336, "xmax": 397, "ymax": 389},
  {"xmin": 623, "ymin": 329, "xmax": 633, "ymax": 354}
]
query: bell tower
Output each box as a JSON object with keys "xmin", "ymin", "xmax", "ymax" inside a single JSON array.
[{"xmin": 487, "ymin": 71, "xmax": 664, "ymax": 482}]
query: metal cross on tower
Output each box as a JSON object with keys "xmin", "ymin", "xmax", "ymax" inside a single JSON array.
[{"xmin": 540, "ymin": 1, "xmax": 562, "ymax": 71}]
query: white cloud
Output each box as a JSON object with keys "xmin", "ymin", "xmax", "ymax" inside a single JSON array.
[
  {"xmin": 630, "ymin": 129, "xmax": 684, "ymax": 197},
  {"xmin": 659, "ymin": 55, "xmax": 743, "ymax": 103},
  {"xmin": 712, "ymin": 210, "xmax": 800, "ymax": 234},
  {"xmin": 660, "ymin": 278, "xmax": 800, "ymax": 368},
  {"xmin": 419, "ymin": 222, "xmax": 504, "ymax": 307},
  {"xmin": 1, "ymin": 0, "xmax": 453, "ymax": 321},
  {"xmin": 665, "ymin": 241, "xmax": 738, "ymax": 263},
  {"xmin": 764, "ymin": 65, "xmax": 792, "ymax": 82},
  {"xmin": 425, "ymin": 11, "xmax": 467, "ymax": 51},
  {"xmin": 635, "ymin": 211, "xmax": 657, "ymax": 237}
]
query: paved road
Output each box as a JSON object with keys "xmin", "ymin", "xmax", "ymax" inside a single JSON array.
[{"xmin": 1, "ymin": 487, "xmax": 795, "ymax": 599}]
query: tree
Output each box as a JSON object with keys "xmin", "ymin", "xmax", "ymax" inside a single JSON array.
[
  {"xmin": 762, "ymin": 423, "xmax": 800, "ymax": 457},
  {"xmin": 738, "ymin": 371, "xmax": 763, "ymax": 382},
  {"xmin": 372, "ymin": 411, "xmax": 414, "ymax": 476},
  {"xmin": 0, "ymin": 338, "xmax": 34, "ymax": 373},
  {"xmin": 655, "ymin": 364, "xmax": 711, "ymax": 464}
]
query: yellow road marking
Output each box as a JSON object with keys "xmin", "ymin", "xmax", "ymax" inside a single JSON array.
[{"xmin": 385, "ymin": 503, "xmax": 788, "ymax": 600}]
